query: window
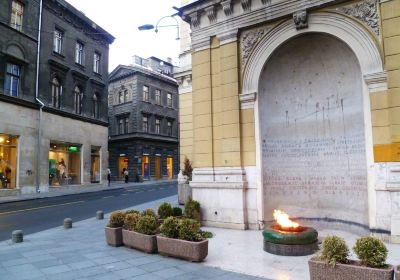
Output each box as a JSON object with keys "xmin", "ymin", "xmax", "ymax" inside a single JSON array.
[
  {"xmin": 124, "ymin": 90, "xmax": 128, "ymax": 103},
  {"xmin": 167, "ymin": 93, "xmax": 172, "ymax": 107},
  {"xmin": 53, "ymin": 29, "xmax": 63, "ymax": 54},
  {"xmin": 124, "ymin": 118, "xmax": 129, "ymax": 134},
  {"xmin": 118, "ymin": 119, "xmax": 123, "ymax": 134},
  {"xmin": 143, "ymin": 85, "xmax": 149, "ymax": 102},
  {"xmin": 75, "ymin": 42, "xmax": 84, "ymax": 65},
  {"xmin": 93, "ymin": 93, "xmax": 99, "ymax": 118},
  {"xmin": 118, "ymin": 91, "xmax": 123, "ymax": 104},
  {"xmin": 93, "ymin": 52, "xmax": 101, "ymax": 73},
  {"xmin": 74, "ymin": 86, "xmax": 82, "ymax": 114},
  {"xmin": 51, "ymin": 77, "xmax": 62, "ymax": 108},
  {"xmin": 155, "ymin": 89, "xmax": 161, "ymax": 105},
  {"xmin": 10, "ymin": 1, "xmax": 23, "ymax": 31},
  {"xmin": 155, "ymin": 119, "xmax": 160, "ymax": 134},
  {"xmin": 142, "ymin": 116, "xmax": 148, "ymax": 132},
  {"xmin": 167, "ymin": 121, "xmax": 172, "ymax": 136},
  {"xmin": 4, "ymin": 63, "xmax": 20, "ymax": 97}
]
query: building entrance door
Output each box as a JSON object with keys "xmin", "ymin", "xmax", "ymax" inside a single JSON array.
[
  {"xmin": 118, "ymin": 156, "xmax": 128, "ymax": 180},
  {"xmin": 167, "ymin": 156, "xmax": 173, "ymax": 179},
  {"xmin": 142, "ymin": 155, "xmax": 150, "ymax": 180},
  {"xmin": 155, "ymin": 156, "xmax": 161, "ymax": 180}
]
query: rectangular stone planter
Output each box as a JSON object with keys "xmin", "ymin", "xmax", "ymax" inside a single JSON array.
[
  {"xmin": 308, "ymin": 258, "xmax": 394, "ymax": 280},
  {"xmin": 395, "ymin": 265, "xmax": 399, "ymax": 280},
  {"xmin": 122, "ymin": 229, "xmax": 157, "ymax": 253},
  {"xmin": 156, "ymin": 235, "xmax": 208, "ymax": 262},
  {"xmin": 178, "ymin": 183, "xmax": 192, "ymax": 205},
  {"xmin": 105, "ymin": 227, "xmax": 122, "ymax": 247}
]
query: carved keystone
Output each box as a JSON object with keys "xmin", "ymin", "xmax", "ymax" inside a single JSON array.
[
  {"xmin": 293, "ymin": 10, "xmax": 308, "ymax": 30},
  {"xmin": 12, "ymin": 230, "xmax": 23, "ymax": 243},
  {"xmin": 64, "ymin": 218, "xmax": 72, "ymax": 229}
]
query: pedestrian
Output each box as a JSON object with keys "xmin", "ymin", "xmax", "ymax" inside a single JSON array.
[
  {"xmin": 107, "ymin": 168, "xmax": 111, "ymax": 186},
  {"xmin": 124, "ymin": 169, "xmax": 129, "ymax": 183}
]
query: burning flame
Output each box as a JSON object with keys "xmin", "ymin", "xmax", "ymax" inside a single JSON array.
[{"xmin": 273, "ymin": 209, "xmax": 299, "ymax": 229}]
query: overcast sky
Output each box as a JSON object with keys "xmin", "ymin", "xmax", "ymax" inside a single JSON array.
[{"xmin": 66, "ymin": 0, "xmax": 182, "ymax": 72}]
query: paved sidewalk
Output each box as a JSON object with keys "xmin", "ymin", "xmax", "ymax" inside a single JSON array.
[
  {"xmin": 0, "ymin": 195, "xmax": 266, "ymax": 280},
  {"xmin": 0, "ymin": 179, "xmax": 176, "ymax": 204}
]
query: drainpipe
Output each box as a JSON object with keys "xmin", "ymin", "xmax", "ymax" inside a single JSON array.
[{"xmin": 35, "ymin": 0, "xmax": 44, "ymax": 193}]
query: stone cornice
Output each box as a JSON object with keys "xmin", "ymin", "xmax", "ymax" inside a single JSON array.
[{"xmin": 180, "ymin": 0, "xmax": 356, "ymax": 47}]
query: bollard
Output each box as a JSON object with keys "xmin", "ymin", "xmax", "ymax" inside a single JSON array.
[
  {"xmin": 12, "ymin": 230, "xmax": 23, "ymax": 243},
  {"xmin": 96, "ymin": 210, "xmax": 104, "ymax": 220},
  {"xmin": 64, "ymin": 218, "xmax": 72, "ymax": 229}
]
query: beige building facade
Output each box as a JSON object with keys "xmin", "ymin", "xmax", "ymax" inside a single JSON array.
[{"xmin": 178, "ymin": 0, "xmax": 400, "ymax": 242}]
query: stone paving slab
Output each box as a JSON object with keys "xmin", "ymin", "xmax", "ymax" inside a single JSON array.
[{"xmin": 0, "ymin": 195, "xmax": 267, "ymax": 280}]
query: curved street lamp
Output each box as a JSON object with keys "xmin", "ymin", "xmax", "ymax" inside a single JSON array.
[{"xmin": 138, "ymin": 14, "xmax": 180, "ymax": 40}]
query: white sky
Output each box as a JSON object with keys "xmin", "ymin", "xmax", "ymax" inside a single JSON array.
[{"xmin": 66, "ymin": 0, "xmax": 182, "ymax": 72}]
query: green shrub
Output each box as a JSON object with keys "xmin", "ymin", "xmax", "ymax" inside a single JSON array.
[
  {"xmin": 125, "ymin": 209, "xmax": 140, "ymax": 215},
  {"xmin": 200, "ymin": 230, "xmax": 213, "ymax": 239},
  {"xmin": 178, "ymin": 218, "xmax": 202, "ymax": 242},
  {"xmin": 142, "ymin": 208, "xmax": 157, "ymax": 218},
  {"xmin": 135, "ymin": 215, "xmax": 158, "ymax": 235},
  {"xmin": 107, "ymin": 211, "xmax": 125, "ymax": 228},
  {"xmin": 172, "ymin": 207, "xmax": 183, "ymax": 217},
  {"xmin": 184, "ymin": 198, "xmax": 200, "ymax": 221},
  {"xmin": 318, "ymin": 236, "xmax": 349, "ymax": 266},
  {"xmin": 158, "ymin": 202, "xmax": 173, "ymax": 219},
  {"xmin": 123, "ymin": 213, "xmax": 140, "ymax": 231},
  {"xmin": 353, "ymin": 236, "xmax": 388, "ymax": 268},
  {"xmin": 160, "ymin": 216, "xmax": 180, "ymax": 238}
]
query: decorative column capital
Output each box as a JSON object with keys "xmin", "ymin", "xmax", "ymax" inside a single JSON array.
[
  {"xmin": 205, "ymin": 5, "xmax": 217, "ymax": 23},
  {"xmin": 239, "ymin": 92, "xmax": 257, "ymax": 109},
  {"xmin": 189, "ymin": 11, "xmax": 201, "ymax": 29},
  {"xmin": 241, "ymin": 0, "xmax": 252, "ymax": 12},
  {"xmin": 221, "ymin": 0, "xmax": 233, "ymax": 16}
]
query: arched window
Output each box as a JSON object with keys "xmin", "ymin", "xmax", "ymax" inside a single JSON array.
[
  {"xmin": 74, "ymin": 86, "xmax": 82, "ymax": 114},
  {"xmin": 93, "ymin": 93, "xmax": 100, "ymax": 118},
  {"xmin": 51, "ymin": 77, "xmax": 62, "ymax": 108}
]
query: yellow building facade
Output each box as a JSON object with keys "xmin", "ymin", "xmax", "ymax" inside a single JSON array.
[{"xmin": 178, "ymin": 0, "xmax": 400, "ymax": 242}]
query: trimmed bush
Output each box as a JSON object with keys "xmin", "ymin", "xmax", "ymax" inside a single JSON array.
[
  {"xmin": 107, "ymin": 211, "xmax": 125, "ymax": 228},
  {"xmin": 172, "ymin": 207, "xmax": 183, "ymax": 217},
  {"xmin": 178, "ymin": 219, "xmax": 202, "ymax": 242},
  {"xmin": 125, "ymin": 209, "xmax": 140, "ymax": 215},
  {"xmin": 182, "ymin": 157, "xmax": 193, "ymax": 181},
  {"xmin": 160, "ymin": 217, "xmax": 180, "ymax": 239},
  {"xmin": 123, "ymin": 213, "xmax": 140, "ymax": 231},
  {"xmin": 135, "ymin": 215, "xmax": 158, "ymax": 235},
  {"xmin": 200, "ymin": 230, "xmax": 213, "ymax": 239},
  {"xmin": 353, "ymin": 236, "xmax": 388, "ymax": 268},
  {"xmin": 142, "ymin": 208, "xmax": 157, "ymax": 218},
  {"xmin": 318, "ymin": 236, "xmax": 349, "ymax": 266},
  {"xmin": 184, "ymin": 198, "xmax": 200, "ymax": 221},
  {"xmin": 158, "ymin": 203, "xmax": 173, "ymax": 219}
]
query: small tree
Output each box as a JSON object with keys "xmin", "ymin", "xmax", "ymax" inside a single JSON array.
[{"xmin": 182, "ymin": 157, "xmax": 193, "ymax": 181}]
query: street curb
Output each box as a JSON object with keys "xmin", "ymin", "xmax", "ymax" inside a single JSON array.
[{"xmin": 0, "ymin": 180, "xmax": 177, "ymax": 205}]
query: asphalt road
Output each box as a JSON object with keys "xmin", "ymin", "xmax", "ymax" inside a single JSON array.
[{"xmin": 0, "ymin": 181, "xmax": 177, "ymax": 241}]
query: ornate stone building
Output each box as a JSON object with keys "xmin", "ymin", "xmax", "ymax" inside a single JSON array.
[
  {"xmin": 108, "ymin": 56, "xmax": 179, "ymax": 182},
  {"xmin": 0, "ymin": 0, "xmax": 114, "ymax": 195},
  {"xmin": 178, "ymin": 0, "xmax": 400, "ymax": 242}
]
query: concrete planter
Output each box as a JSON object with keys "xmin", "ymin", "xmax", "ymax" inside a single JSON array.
[
  {"xmin": 156, "ymin": 235, "xmax": 208, "ymax": 262},
  {"xmin": 105, "ymin": 227, "xmax": 123, "ymax": 247},
  {"xmin": 178, "ymin": 183, "xmax": 192, "ymax": 205},
  {"xmin": 122, "ymin": 229, "xmax": 157, "ymax": 253},
  {"xmin": 308, "ymin": 258, "xmax": 394, "ymax": 280},
  {"xmin": 395, "ymin": 265, "xmax": 399, "ymax": 280}
]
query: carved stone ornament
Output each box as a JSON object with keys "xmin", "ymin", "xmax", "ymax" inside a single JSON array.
[
  {"xmin": 293, "ymin": 10, "xmax": 308, "ymax": 30},
  {"xmin": 205, "ymin": 6, "xmax": 217, "ymax": 23},
  {"xmin": 261, "ymin": 0, "xmax": 271, "ymax": 5},
  {"xmin": 337, "ymin": 0, "xmax": 379, "ymax": 36},
  {"xmin": 241, "ymin": 26, "xmax": 272, "ymax": 68},
  {"xmin": 189, "ymin": 12, "xmax": 201, "ymax": 29},
  {"xmin": 221, "ymin": 0, "xmax": 233, "ymax": 16},
  {"xmin": 241, "ymin": 0, "xmax": 252, "ymax": 12}
]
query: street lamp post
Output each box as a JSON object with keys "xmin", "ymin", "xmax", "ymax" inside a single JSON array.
[{"xmin": 138, "ymin": 14, "xmax": 180, "ymax": 40}]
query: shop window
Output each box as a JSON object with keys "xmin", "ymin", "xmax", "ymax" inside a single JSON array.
[
  {"xmin": 0, "ymin": 134, "xmax": 18, "ymax": 189},
  {"xmin": 4, "ymin": 63, "xmax": 20, "ymax": 97},
  {"xmin": 90, "ymin": 147, "xmax": 100, "ymax": 183},
  {"xmin": 155, "ymin": 156, "xmax": 161, "ymax": 180},
  {"xmin": 142, "ymin": 155, "xmax": 150, "ymax": 180},
  {"xmin": 167, "ymin": 156, "xmax": 173, "ymax": 179},
  {"xmin": 118, "ymin": 156, "xmax": 128, "ymax": 180},
  {"xmin": 51, "ymin": 77, "xmax": 62, "ymax": 108},
  {"xmin": 49, "ymin": 143, "xmax": 81, "ymax": 186},
  {"xmin": 10, "ymin": 1, "xmax": 23, "ymax": 31}
]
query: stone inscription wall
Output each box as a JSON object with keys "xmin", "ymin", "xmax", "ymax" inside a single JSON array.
[{"xmin": 259, "ymin": 34, "xmax": 369, "ymax": 225}]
